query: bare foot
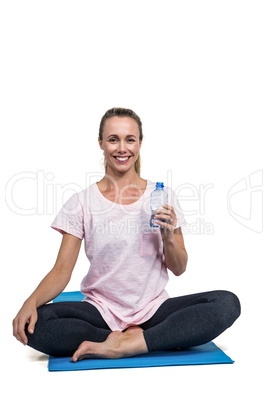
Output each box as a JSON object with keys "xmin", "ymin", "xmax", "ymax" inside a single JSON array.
[
  {"xmin": 71, "ymin": 329, "xmax": 148, "ymax": 362},
  {"xmin": 124, "ymin": 325, "xmax": 144, "ymax": 335}
]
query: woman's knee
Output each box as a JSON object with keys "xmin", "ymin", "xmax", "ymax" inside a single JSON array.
[
  {"xmin": 25, "ymin": 304, "xmax": 57, "ymax": 349},
  {"xmin": 218, "ymin": 290, "xmax": 241, "ymax": 324}
]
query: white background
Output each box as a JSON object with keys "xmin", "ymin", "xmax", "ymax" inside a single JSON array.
[{"xmin": 1, "ymin": 1, "xmax": 267, "ymax": 400}]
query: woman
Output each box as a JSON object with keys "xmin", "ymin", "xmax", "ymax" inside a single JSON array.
[{"xmin": 13, "ymin": 107, "xmax": 241, "ymax": 362}]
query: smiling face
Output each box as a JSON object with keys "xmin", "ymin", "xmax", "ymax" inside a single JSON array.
[{"xmin": 98, "ymin": 116, "xmax": 142, "ymax": 175}]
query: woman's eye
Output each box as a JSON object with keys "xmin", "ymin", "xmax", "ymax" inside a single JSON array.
[{"xmin": 108, "ymin": 138, "xmax": 135, "ymax": 143}]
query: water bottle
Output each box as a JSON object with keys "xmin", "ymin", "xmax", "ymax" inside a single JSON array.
[{"xmin": 150, "ymin": 182, "xmax": 168, "ymax": 227}]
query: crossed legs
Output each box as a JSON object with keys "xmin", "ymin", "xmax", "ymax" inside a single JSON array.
[{"xmin": 26, "ymin": 290, "xmax": 241, "ymax": 361}]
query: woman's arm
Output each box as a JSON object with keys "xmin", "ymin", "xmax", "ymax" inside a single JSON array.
[
  {"xmin": 13, "ymin": 233, "xmax": 82, "ymax": 345},
  {"xmin": 162, "ymin": 227, "xmax": 188, "ymax": 276},
  {"xmin": 27, "ymin": 233, "xmax": 82, "ymax": 307},
  {"xmin": 155, "ymin": 204, "xmax": 188, "ymax": 276}
]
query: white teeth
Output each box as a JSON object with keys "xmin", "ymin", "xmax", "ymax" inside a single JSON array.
[{"xmin": 115, "ymin": 157, "xmax": 129, "ymax": 161}]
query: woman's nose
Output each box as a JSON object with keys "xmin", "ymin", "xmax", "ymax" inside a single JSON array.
[{"xmin": 118, "ymin": 140, "xmax": 126, "ymax": 153}]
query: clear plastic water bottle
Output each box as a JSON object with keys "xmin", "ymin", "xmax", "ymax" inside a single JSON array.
[{"xmin": 150, "ymin": 182, "xmax": 168, "ymax": 227}]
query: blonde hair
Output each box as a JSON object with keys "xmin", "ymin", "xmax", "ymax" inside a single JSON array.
[{"xmin": 99, "ymin": 107, "xmax": 143, "ymax": 176}]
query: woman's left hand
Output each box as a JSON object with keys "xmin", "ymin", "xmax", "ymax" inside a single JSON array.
[{"xmin": 155, "ymin": 204, "xmax": 177, "ymax": 240}]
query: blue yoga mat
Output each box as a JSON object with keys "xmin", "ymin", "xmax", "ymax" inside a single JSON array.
[
  {"xmin": 53, "ymin": 291, "xmax": 85, "ymax": 302},
  {"xmin": 48, "ymin": 291, "xmax": 234, "ymax": 372}
]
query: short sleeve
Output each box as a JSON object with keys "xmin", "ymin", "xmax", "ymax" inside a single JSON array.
[
  {"xmin": 51, "ymin": 193, "xmax": 84, "ymax": 239},
  {"xmin": 166, "ymin": 186, "xmax": 186, "ymax": 229}
]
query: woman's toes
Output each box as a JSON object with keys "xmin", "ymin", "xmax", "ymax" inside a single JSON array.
[
  {"xmin": 71, "ymin": 341, "xmax": 93, "ymax": 362},
  {"xmin": 124, "ymin": 326, "xmax": 144, "ymax": 334}
]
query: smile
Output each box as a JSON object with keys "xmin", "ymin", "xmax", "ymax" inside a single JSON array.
[{"xmin": 113, "ymin": 156, "xmax": 131, "ymax": 163}]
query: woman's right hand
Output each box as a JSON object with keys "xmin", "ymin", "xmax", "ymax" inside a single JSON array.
[
  {"xmin": 13, "ymin": 300, "xmax": 38, "ymax": 345},
  {"xmin": 12, "ymin": 233, "xmax": 82, "ymax": 346}
]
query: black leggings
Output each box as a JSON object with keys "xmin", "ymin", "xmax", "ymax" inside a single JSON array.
[{"xmin": 26, "ymin": 290, "xmax": 241, "ymax": 357}]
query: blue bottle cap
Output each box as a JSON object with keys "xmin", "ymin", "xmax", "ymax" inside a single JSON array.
[{"xmin": 156, "ymin": 182, "xmax": 164, "ymax": 188}]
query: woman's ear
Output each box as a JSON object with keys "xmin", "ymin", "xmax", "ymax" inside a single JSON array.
[{"xmin": 98, "ymin": 137, "xmax": 103, "ymax": 150}]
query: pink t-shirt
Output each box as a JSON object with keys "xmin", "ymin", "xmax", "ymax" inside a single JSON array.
[{"xmin": 51, "ymin": 179, "xmax": 186, "ymax": 331}]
